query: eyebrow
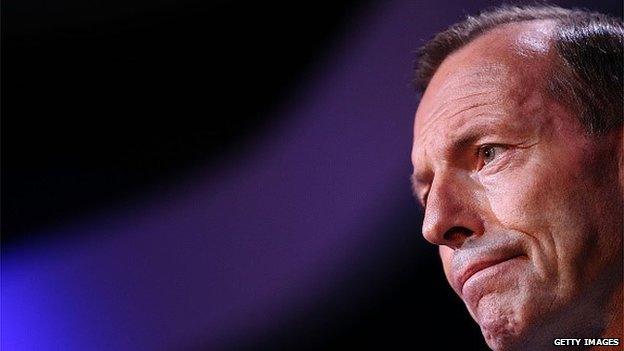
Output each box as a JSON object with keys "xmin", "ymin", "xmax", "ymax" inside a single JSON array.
[
  {"xmin": 452, "ymin": 116, "xmax": 509, "ymax": 147},
  {"xmin": 443, "ymin": 116, "xmax": 517, "ymax": 163}
]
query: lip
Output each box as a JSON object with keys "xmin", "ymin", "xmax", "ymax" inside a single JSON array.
[{"xmin": 456, "ymin": 254, "xmax": 524, "ymax": 295}]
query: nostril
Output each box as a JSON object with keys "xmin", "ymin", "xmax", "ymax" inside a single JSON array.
[{"xmin": 444, "ymin": 226, "xmax": 473, "ymax": 245}]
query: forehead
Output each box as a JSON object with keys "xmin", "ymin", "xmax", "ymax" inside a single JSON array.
[{"xmin": 412, "ymin": 22, "xmax": 555, "ymax": 172}]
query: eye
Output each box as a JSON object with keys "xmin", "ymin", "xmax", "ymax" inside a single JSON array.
[
  {"xmin": 420, "ymin": 191, "xmax": 429, "ymax": 209},
  {"xmin": 478, "ymin": 144, "xmax": 507, "ymax": 167}
]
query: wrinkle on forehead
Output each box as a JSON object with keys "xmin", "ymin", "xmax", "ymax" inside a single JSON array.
[
  {"xmin": 414, "ymin": 65, "xmax": 507, "ymax": 153},
  {"xmin": 416, "ymin": 101, "xmax": 501, "ymax": 154},
  {"xmin": 431, "ymin": 64, "xmax": 509, "ymax": 101}
]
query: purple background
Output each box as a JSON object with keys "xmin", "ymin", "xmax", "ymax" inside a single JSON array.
[{"xmin": 3, "ymin": 1, "xmax": 621, "ymax": 350}]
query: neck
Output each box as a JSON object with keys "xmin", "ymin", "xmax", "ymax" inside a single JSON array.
[{"xmin": 590, "ymin": 283, "xmax": 623, "ymax": 351}]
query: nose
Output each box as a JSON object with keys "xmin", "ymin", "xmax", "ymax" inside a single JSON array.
[{"xmin": 421, "ymin": 170, "xmax": 484, "ymax": 250}]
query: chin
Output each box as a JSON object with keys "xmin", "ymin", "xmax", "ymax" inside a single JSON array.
[
  {"xmin": 473, "ymin": 293, "xmax": 531, "ymax": 351},
  {"xmin": 482, "ymin": 326, "xmax": 525, "ymax": 351}
]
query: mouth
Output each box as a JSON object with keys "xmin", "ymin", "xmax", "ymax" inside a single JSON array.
[{"xmin": 456, "ymin": 254, "xmax": 525, "ymax": 295}]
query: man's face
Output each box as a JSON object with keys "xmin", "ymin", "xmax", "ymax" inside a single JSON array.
[{"xmin": 411, "ymin": 23, "xmax": 622, "ymax": 350}]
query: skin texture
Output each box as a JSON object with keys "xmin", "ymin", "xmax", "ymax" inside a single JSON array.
[{"xmin": 411, "ymin": 21, "xmax": 623, "ymax": 350}]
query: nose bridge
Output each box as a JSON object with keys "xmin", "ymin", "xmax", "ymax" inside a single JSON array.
[{"xmin": 421, "ymin": 167, "xmax": 482, "ymax": 248}]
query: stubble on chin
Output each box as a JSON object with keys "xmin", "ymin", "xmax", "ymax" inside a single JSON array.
[{"xmin": 472, "ymin": 293, "xmax": 524, "ymax": 351}]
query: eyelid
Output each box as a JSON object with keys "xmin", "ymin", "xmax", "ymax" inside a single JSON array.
[
  {"xmin": 413, "ymin": 186, "xmax": 429, "ymax": 208},
  {"xmin": 421, "ymin": 190, "xmax": 429, "ymax": 208},
  {"xmin": 476, "ymin": 143, "xmax": 509, "ymax": 170},
  {"xmin": 411, "ymin": 174, "xmax": 431, "ymax": 207},
  {"xmin": 477, "ymin": 143, "xmax": 506, "ymax": 153},
  {"xmin": 414, "ymin": 186, "xmax": 429, "ymax": 208}
]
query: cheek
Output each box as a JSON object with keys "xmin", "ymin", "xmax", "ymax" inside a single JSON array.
[
  {"xmin": 480, "ymin": 146, "xmax": 593, "ymax": 282},
  {"xmin": 489, "ymin": 174, "xmax": 549, "ymax": 226},
  {"xmin": 439, "ymin": 246, "xmax": 454, "ymax": 285},
  {"xmin": 480, "ymin": 143, "xmax": 583, "ymax": 234},
  {"xmin": 482, "ymin": 162, "xmax": 554, "ymax": 233}
]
